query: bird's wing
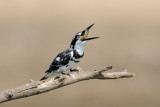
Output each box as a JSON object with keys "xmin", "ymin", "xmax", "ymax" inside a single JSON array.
[{"xmin": 45, "ymin": 49, "xmax": 72, "ymax": 73}]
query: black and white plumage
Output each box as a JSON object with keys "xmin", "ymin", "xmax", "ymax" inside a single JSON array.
[{"xmin": 40, "ymin": 24, "xmax": 99, "ymax": 80}]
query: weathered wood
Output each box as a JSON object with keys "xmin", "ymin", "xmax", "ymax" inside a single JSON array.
[{"xmin": 0, "ymin": 66, "xmax": 135, "ymax": 104}]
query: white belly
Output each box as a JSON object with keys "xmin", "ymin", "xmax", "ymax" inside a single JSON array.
[
  {"xmin": 67, "ymin": 60, "xmax": 77, "ymax": 69},
  {"xmin": 57, "ymin": 59, "xmax": 81, "ymax": 72}
]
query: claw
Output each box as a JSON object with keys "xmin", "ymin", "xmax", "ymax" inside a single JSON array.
[{"xmin": 70, "ymin": 69, "xmax": 79, "ymax": 72}]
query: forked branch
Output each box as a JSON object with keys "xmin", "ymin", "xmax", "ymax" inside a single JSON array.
[{"xmin": 0, "ymin": 66, "xmax": 135, "ymax": 104}]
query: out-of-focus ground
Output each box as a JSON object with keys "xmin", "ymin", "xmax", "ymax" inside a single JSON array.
[{"xmin": 0, "ymin": 0, "xmax": 160, "ymax": 107}]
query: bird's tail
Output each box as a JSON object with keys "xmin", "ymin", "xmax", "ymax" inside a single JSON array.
[
  {"xmin": 40, "ymin": 70, "xmax": 50, "ymax": 80},
  {"xmin": 40, "ymin": 69, "xmax": 51, "ymax": 81},
  {"xmin": 40, "ymin": 75, "xmax": 48, "ymax": 81},
  {"xmin": 40, "ymin": 70, "xmax": 59, "ymax": 81}
]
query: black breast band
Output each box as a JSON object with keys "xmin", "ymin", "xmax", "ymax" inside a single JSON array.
[{"xmin": 73, "ymin": 50, "xmax": 84, "ymax": 59}]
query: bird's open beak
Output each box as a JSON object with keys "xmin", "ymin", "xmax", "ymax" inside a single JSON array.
[
  {"xmin": 82, "ymin": 36, "xmax": 100, "ymax": 41},
  {"xmin": 81, "ymin": 24, "xmax": 100, "ymax": 41},
  {"xmin": 86, "ymin": 23, "xmax": 95, "ymax": 31}
]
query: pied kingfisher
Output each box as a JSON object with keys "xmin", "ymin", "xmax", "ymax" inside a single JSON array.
[{"xmin": 40, "ymin": 24, "xmax": 99, "ymax": 80}]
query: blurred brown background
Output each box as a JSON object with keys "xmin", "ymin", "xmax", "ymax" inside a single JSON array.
[{"xmin": 0, "ymin": 0, "xmax": 160, "ymax": 107}]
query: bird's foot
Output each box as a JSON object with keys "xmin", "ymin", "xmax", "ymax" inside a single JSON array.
[{"xmin": 70, "ymin": 69, "xmax": 79, "ymax": 72}]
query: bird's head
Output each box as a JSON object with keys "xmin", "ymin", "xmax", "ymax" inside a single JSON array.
[{"xmin": 70, "ymin": 24, "xmax": 99, "ymax": 50}]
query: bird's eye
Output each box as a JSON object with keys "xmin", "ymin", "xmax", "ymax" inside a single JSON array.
[{"xmin": 78, "ymin": 32, "xmax": 82, "ymax": 35}]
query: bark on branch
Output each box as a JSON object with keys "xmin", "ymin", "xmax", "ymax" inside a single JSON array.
[{"xmin": 0, "ymin": 66, "xmax": 135, "ymax": 104}]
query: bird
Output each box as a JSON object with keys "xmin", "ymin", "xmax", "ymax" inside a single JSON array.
[{"xmin": 40, "ymin": 24, "xmax": 99, "ymax": 80}]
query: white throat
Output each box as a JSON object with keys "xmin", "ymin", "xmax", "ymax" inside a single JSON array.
[{"xmin": 72, "ymin": 40, "xmax": 87, "ymax": 55}]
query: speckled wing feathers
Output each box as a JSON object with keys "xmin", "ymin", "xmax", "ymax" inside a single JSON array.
[{"xmin": 45, "ymin": 49, "xmax": 72, "ymax": 73}]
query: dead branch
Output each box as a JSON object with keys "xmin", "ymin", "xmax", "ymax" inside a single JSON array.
[{"xmin": 0, "ymin": 66, "xmax": 135, "ymax": 104}]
